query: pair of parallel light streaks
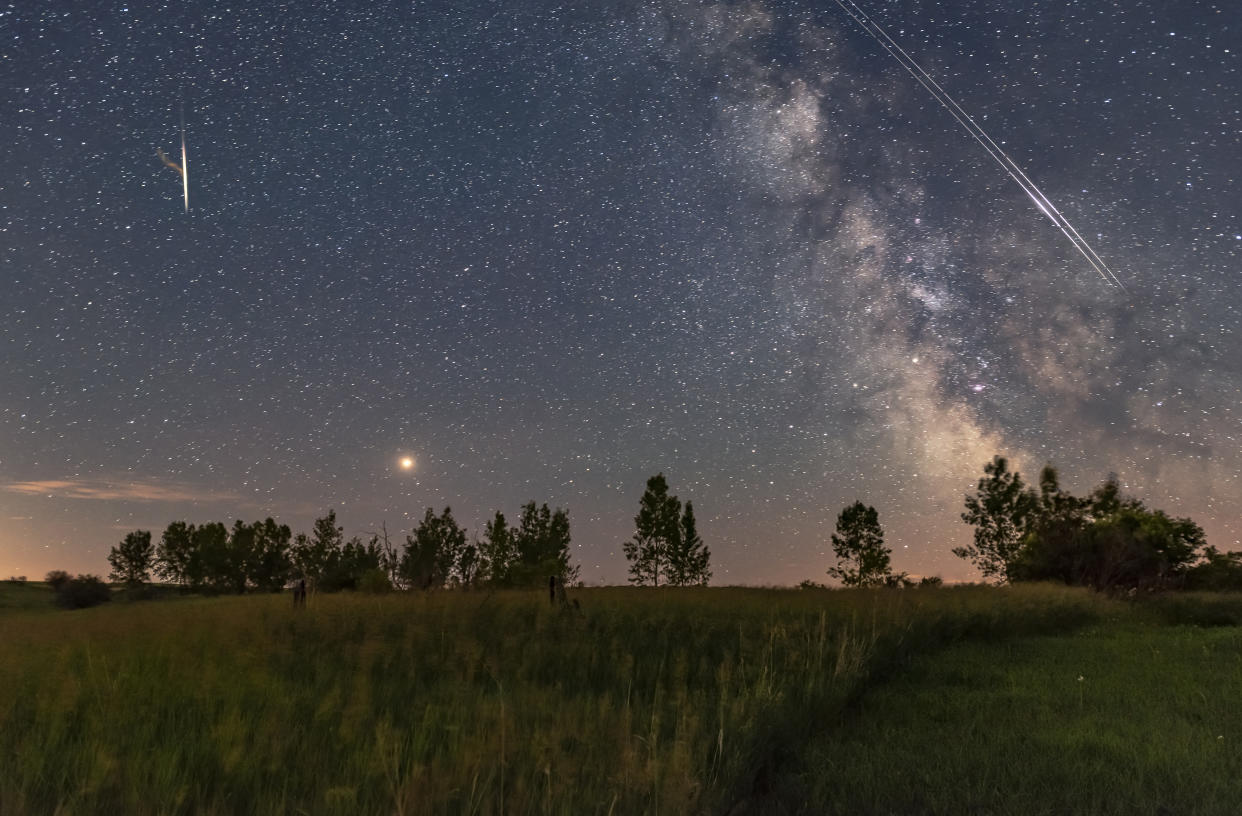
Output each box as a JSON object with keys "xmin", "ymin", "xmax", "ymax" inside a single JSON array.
[{"xmin": 834, "ymin": 0, "xmax": 1125, "ymax": 290}]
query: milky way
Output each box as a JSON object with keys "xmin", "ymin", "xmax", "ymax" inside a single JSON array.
[{"xmin": 2, "ymin": 1, "xmax": 1239, "ymax": 583}]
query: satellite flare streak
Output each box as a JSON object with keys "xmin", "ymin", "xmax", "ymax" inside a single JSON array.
[{"xmin": 834, "ymin": 0, "xmax": 1124, "ymax": 289}]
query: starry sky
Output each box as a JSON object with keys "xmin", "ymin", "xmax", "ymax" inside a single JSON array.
[{"xmin": 2, "ymin": 0, "xmax": 1239, "ymax": 584}]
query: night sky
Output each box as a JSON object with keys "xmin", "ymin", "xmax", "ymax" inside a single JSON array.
[{"xmin": 3, "ymin": 1, "xmax": 1239, "ymax": 585}]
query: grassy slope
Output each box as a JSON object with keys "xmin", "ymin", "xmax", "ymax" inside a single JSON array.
[
  {"xmin": 0, "ymin": 585, "xmax": 1106, "ymax": 815},
  {"xmin": 0, "ymin": 581, "xmax": 56, "ymax": 612},
  {"xmin": 766, "ymin": 620, "xmax": 1242, "ymax": 815}
]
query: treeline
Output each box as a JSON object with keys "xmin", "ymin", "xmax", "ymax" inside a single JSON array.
[
  {"xmin": 953, "ymin": 457, "xmax": 1218, "ymax": 592},
  {"xmin": 105, "ymin": 501, "xmax": 580, "ymax": 596},
  {"xmin": 820, "ymin": 455, "xmax": 1226, "ymax": 593}
]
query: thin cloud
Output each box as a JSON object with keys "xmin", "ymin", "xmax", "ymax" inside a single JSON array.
[{"xmin": 2, "ymin": 480, "xmax": 237, "ymax": 504}]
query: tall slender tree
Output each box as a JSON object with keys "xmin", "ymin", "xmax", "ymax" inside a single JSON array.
[
  {"xmin": 624, "ymin": 473, "xmax": 682, "ymax": 586},
  {"xmin": 665, "ymin": 501, "xmax": 711, "ymax": 586},
  {"xmin": 480, "ymin": 511, "xmax": 515, "ymax": 586}
]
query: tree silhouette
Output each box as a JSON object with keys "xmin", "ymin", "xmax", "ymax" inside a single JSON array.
[
  {"xmin": 107, "ymin": 530, "xmax": 154, "ymax": 587},
  {"xmin": 665, "ymin": 501, "xmax": 711, "ymax": 586},
  {"xmin": 954, "ymin": 456, "xmax": 1038, "ymax": 582},
  {"xmin": 512, "ymin": 502, "xmax": 578, "ymax": 585},
  {"xmin": 293, "ymin": 510, "xmax": 343, "ymax": 590},
  {"xmin": 400, "ymin": 507, "xmax": 466, "ymax": 589},
  {"xmin": 480, "ymin": 511, "xmax": 515, "ymax": 586},
  {"xmin": 827, "ymin": 502, "xmax": 892, "ymax": 587},
  {"xmin": 624, "ymin": 473, "xmax": 681, "ymax": 586},
  {"xmin": 156, "ymin": 521, "xmax": 196, "ymax": 586}
]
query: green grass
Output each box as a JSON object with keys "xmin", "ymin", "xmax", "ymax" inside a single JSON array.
[
  {"xmin": 0, "ymin": 580, "xmax": 56, "ymax": 612},
  {"xmin": 0, "ymin": 584, "xmax": 1109, "ymax": 815},
  {"xmin": 764, "ymin": 620, "xmax": 1242, "ymax": 815},
  {"xmin": 5, "ymin": 584, "xmax": 1236, "ymax": 814}
]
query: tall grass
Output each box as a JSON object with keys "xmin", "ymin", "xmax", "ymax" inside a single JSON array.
[{"xmin": 0, "ymin": 584, "xmax": 1105, "ymax": 815}]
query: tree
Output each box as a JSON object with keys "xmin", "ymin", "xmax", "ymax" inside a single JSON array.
[
  {"xmin": 827, "ymin": 502, "xmax": 892, "ymax": 587},
  {"xmin": 45, "ymin": 570, "xmax": 71, "ymax": 592},
  {"xmin": 479, "ymin": 511, "xmax": 516, "ymax": 586},
  {"xmin": 1014, "ymin": 491, "xmax": 1205, "ymax": 592},
  {"xmin": 623, "ymin": 473, "xmax": 682, "ymax": 586},
  {"xmin": 954, "ymin": 456, "xmax": 1038, "ymax": 582},
  {"xmin": 108, "ymin": 530, "xmax": 154, "ymax": 587},
  {"xmin": 221, "ymin": 520, "xmax": 256, "ymax": 593},
  {"xmin": 193, "ymin": 522, "xmax": 231, "ymax": 592},
  {"xmin": 1185, "ymin": 546, "xmax": 1242, "ymax": 591},
  {"xmin": 1002, "ymin": 466, "xmax": 1207, "ymax": 592},
  {"xmin": 156, "ymin": 521, "xmax": 196, "ymax": 586},
  {"xmin": 665, "ymin": 501, "xmax": 711, "ymax": 586},
  {"xmin": 293, "ymin": 510, "xmax": 343, "ymax": 590},
  {"xmin": 400, "ymin": 507, "xmax": 466, "ymax": 590},
  {"xmin": 249, "ymin": 518, "xmax": 294, "ymax": 592},
  {"xmin": 321, "ymin": 535, "xmax": 387, "ymax": 591},
  {"xmin": 510, "ymin": 502, "xmax": 578, "ymax": 586}
]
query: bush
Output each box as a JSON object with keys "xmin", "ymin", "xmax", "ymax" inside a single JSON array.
[
  {"xmin": 55, "ymin": 575, "xmax": 112, "ymax": 609},
  {"xmin": 45, "ymin": 570, "xmax": 71, "ymax": 592},
  {"xmin": 358, "ymin": 567, "xmax": 392, "ymax": 594}
]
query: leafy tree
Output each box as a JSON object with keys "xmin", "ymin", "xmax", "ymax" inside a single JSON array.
[
  {"xmin": 1014, "ymin": 499, "xmax": 1205, "ymax": 591},
  {"xmin": 107, "ymin": 530, "xmax": 154, "ymax": 587},
  {"xmin": 665, "ymin": 501, "xmax": 711, "ymax": 586},
  {"xmin": 192, "ymin": 522, "xmax": 230, "ymax": 592},
  {"xmin": 217, "ymin": 520, "xmax": 256, "ymax": 593},
  {"xmin": 400, "ymin": 507, "xmax": 466, "ymax": 589},
  {"xmin": 1185, "ymin": 547, "xmax": 1242, "ymax": 591},
  {"xmin": 456, "ymin": 541, "xmax": 482, "ymax": 588},
  {"xmin": 249, "ymin": 518, "xmax": 294, "ymax": 592},
  {"xmin": 156, "ymin": 521, "xmax": 196, "ymax": 586},
  {"xmin": 479, "ymin": 511, "xmax": 516, "ymax": 586},
  {"xmin": 918, "ymin": 575, "xmax": 944, "ymax": 587},
  {"xmin": 1006, "ymin": 467, "xmax": 1207, "ymax": 592},
  {"xmin": 510, "ymin": 502, "xmax": 578, "ymax": 586},
  {"xmin": 954, "ymin": 456, "xmax": 1038, "ymax": 582},
  {"xmin": 624, "ymin": 473, "xmax": 682, "ymax": 586},
  {"xmin": 321, "ymin": 535, "xmax": 386, "ymax": 591},
  {"xmin": 827, "ymin": 502, "xmax": 892, "ymax": 587},
  {"xmin": 293, "ymin": 510, "xmax": 343, "ymax": 590}
]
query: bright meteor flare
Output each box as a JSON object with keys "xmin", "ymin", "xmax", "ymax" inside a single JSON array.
[
  {"xmin": 157, "ymin": 98, "xmax": 189, "ymax": 212},
  {"xmin": 180, "ymin": 115, "xmax": 189, "ymax": 212},
  {"xmin": 834, "ymin": 0, "xmax": 1124, "ymax": 290}
]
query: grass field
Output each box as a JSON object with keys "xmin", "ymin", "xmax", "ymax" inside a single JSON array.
[
  {"xmin": 0, "ymin": 582, "xmax": 1235, "ymax": 814},
  {"xmin": 766, "ymin": 622, "xmax": 1242, "ymax": 815}
]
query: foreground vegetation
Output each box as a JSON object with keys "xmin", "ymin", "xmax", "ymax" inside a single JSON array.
[
  {"xmin": 1, "ymin": 584, "xmax": 1238, "ymax": 814},
  {"xmin": 768, "ymin": 616, "xmax": 1242, "ymax": 815}
]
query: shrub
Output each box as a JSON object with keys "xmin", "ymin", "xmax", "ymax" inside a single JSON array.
[
  {"xmin": 358, "ymin": 567, "xmax": 392, "ymax": 594},
  {"xmin": 55, "ymin": 575, "xmax": 112, "ymax": 609},
  {"xmin": 45, "ymin": 570, "xmax": 71, "ymax": 592}
]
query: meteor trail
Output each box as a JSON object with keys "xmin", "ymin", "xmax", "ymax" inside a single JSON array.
[
  {"xmin": 833, "ymin": 0, "xmax": 1124, "ymax": 290},
  {"xmin": 156, "ymin": 97, "xmax": 189, "ymax": 212},
  {"xmin": 180, "ymin": 99, "xmax": 189, "ymax": 212}
]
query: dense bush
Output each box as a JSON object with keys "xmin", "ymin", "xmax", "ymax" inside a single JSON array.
[
  {"xmin": 44, "ymin": 570, "xmax": 71, "ymax": 592},
  {"xmin": 357, "ymin": 567, "xmax": 392, "ymax": 594},
  {"xmin": 54, "ymin": 575, "xmax": 112, "ymax": 609}
]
